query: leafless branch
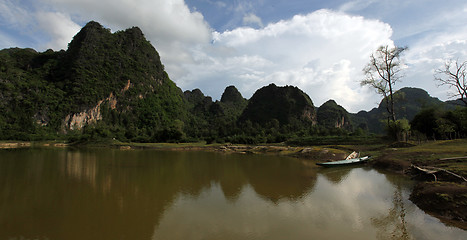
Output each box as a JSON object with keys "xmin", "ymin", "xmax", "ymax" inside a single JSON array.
[{"xmin": 434, "ymin": 59, "xmax": 467, "ymax": 106}]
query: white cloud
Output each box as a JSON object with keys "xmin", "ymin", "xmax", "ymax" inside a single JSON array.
[
  {"xmin": 41, "ymin": 0, "xmax": 212, "ymax": 80},
  {"xmin": 335, "ymin": 0, "xmax": 467, "ymax": 106},
  {"xmin": 0, "ymin": 1, "xmax": 80, "ymax": 50},
  {"xmin": 0, "ymin": 0, "xmax": 37, "ymax": 48},
  {"xmin": 203, "ymin": 0, "xmax": 227, "ymax": 8},
  {"xmin": 404, "ymin": 37, "xmax": 467, "ymax": 102},
  {"xmin": 243, "ymin": 13, "xmax": 263, "ymax": 28},
  {"xmin": 35, "ymin": 12, "xmax": 81, "ymax": 50},
  {"xmin": 179, "ymin": 9, "xmax": 393, "ymax": 112},
  {"xmin": 0, "ymin": 0, "xmax": 32, "ymax": 29},
  {"xmin": 43, "ymin": 0, "xmax": 211, "ymax": 43},
  {"xmin": 0, "ymin": 1, "xmax": 396, "ymax": 112},
  {"xmin": 397, "ymin": 2, "xmax": 467, "ymax": 102},
  {"xmin": 215, "ymin": 1, "xmax": 227, "ymax": 8},
  {"xmin": 9, "ymin": 1, "xmax": 467, "ymax": 112},
  {"xmin": 339, "ymin": 0, "xmax": 377, "ymax": 12}
]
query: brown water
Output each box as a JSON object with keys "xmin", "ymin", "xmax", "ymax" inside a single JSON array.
[{"xmin": 0, "ymin": 148, "xmax": 465, "ymax": 240}]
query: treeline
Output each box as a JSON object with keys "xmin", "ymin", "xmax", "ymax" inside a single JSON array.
[
  {"xmin": 411, "ymin": 106, "xmax": 467, "ymax": 140},
  {"xmin": 164, "ymin": 84, "xmax": 369, "ymax": 145}
]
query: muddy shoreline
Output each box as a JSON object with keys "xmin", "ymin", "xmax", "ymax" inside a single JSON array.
[{"xmin": 368, "ymin": 143, "xmax": 467, "ymax": 230}]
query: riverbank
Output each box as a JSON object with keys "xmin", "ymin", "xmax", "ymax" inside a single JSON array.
[
  {"xmin": 1, "ymin": 139, "xmax": 466, "ymax": 229},
  {"xmin": 363, "ymin": 139, "xmax": 467, "ymax": 230},
  {"xmin": 0, "ymin": 141, "xmax": 68, "ymax": 149}
]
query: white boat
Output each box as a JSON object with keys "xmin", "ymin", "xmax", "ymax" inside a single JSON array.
[{"xmin": 316, "ymin": 151, "xmax": 371, "ymax": 167}]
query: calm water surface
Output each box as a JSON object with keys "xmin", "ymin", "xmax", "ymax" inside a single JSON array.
[{"xmin": 0, "ymin": 148, "xmax": 465, "ymax": 240}]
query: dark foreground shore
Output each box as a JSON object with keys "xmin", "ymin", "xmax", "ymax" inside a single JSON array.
[
  {"xmin": 367, "ymin": 140, "xmax": 467, "ymax": 230},
  {"xmin": 1, "ymin": 139, "xmax": 466, "ymax": 229}
]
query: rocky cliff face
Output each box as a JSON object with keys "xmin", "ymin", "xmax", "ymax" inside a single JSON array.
[
  {"xmin": 56, "ymin": 21, "xmax": 185, "ymax": 133},
  {"xmin": 62, "ymin": 80, "xmax": 131, "ymax": 131},
  {"xmin": 0, "ymin": 21, "xmax": 185, "ymax": 140},
  {"xmin": 317, "ymin": 100, "xmax": 352, "ymax": 130},
  {"xmin": 2, "ymin": 21, "xmax": 457, "ymax": 141},
  {"xmin": 58, "ymin": 21, "xmax": 170, "ymax": 109}
]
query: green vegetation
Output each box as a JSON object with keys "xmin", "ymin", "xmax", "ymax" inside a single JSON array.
[
  {"xmin": 365, "ymin": 139, "xmax": 467, "ymax": 179},
  {"xmin": 317, "ymin": 100, "xmax": 352, "ymax": 130},
  {"xmin": 411, "ymin": 107, "xmax": 467, "ymax": 140},
  {"xmin": 239, "ymin": 83, "xmax": 315, "ymax": 125},
  {"xmin": 1, "ymin": 21, "xmax": 466, "ymax": 145},
  {"xmin": 353, "ymin": 87, "xmax": 451, "ymax": 135},
  {"xmin": 1, "ymin": 22, "xmax": 466, "ymax": 230},
  {"xmin": 0, "ymin": 21, "xmax": 185, "ymax": 142},
  {"xmin": 182, "ymin": 86, "xmax": 248, "ymax": 143}
]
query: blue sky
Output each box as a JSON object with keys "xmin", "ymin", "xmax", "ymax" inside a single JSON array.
[{"xmin": 1, "ymin": 0, "xmax": 467, "ymax": 112}]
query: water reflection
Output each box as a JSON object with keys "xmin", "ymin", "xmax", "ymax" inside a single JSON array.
[
  {"xmin": 62, "ymin": 150, "xmax": 98, "ymax": 188},
  {"xmin": 0, "ymin": 148, "xmax": 465, "ymax": 240},
  {"xmin": 318, "ymin": 165, "xmax": 358, "ymax": 184},
  {"xmin": 0, "ymin": 149, "xmax": 316, "ymax": 240},
  {"xmin": 371, "ymin": 184, "xmax": 411, "ymax": 240}
]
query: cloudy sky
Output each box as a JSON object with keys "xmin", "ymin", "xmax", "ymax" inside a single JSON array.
[{"xmin": 1, "ymin": 0, "xmax": 467, "ymax": 112}]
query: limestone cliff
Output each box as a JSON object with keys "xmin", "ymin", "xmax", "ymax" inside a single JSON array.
[
  {"xmin": 62, "ymin": 80, "xmax": 130, "ymax": 131},
  {"xmin": 0, "ymin": 21, "xmax": 185, "ymax": 140},
  {"xmin": 63, "ymin": 92, "xmax": 116, "ymax": 131},
  {"xmin": 317, "ymin": 100, "xmax": 352, "ymax": 130}
]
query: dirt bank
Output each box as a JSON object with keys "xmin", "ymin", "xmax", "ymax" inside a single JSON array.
[
  {"xmin": 0, "ymin": 141, "xmax": 68, "ymax": 149},
  {"xmin": 0, "ymin": 142, "xmax": 31, "ymax": 148},
  {"xmin": 367, "ymin": 140, "xmax": 467, "ymax": 229},
  {"xmin": 410, "ymin": 182, "xmax": 467, "ymax": 230}
]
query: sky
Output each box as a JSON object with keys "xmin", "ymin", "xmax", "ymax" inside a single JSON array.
[{"xmin": 1, "ymin": 0, "xmax": 467, "ymax": 112}]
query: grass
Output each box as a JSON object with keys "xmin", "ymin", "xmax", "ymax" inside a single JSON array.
[{"xmin": 373, "ymin": 139, "xmax": 467, "ymax": 176}]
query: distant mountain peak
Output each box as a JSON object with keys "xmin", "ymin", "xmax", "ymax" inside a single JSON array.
[
  {"xmin": 83, "ymin": 20, "xmax": 104, "ymax": 29},
  {"xmin": 353, "ymin": 87, "xmax": 448, "ymax": 133},
  {"xmin": 317, "ymin": 99, "xmax": 351, "ymax": 129},
  {"xmin": 321, "ymin": 99, "xmax": 338, "ymax": 106},
  {"xmin": 67, "ymin": 21, "xmax": 110, "ymax": 50},
  {"xmin": 239, "ymin": 84, "xmax": 316, "ymax": 125},
  {"xmin": 221, "ymin": 85, "xmax": 245, "ymax": 104}
]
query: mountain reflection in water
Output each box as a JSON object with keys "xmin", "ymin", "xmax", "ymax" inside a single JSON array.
[{"xmin": 0, "ymin": 148, "xmax": 465, "ymax": 240}]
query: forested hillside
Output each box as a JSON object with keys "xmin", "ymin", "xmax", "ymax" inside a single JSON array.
[
  {"xmin": 353, "ymin": 88, "xmax": 457, "ymax": 134},
  {"xmin": 0, "ymin": 21, "xmax": 185, "ymax": 142},
  {"xmin": 1, "ymin": 21, "xmax": 465, "ymax": 143}
]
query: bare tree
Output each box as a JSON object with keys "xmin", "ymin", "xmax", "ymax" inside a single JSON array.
[
  {"xmin": 361, "ymin": 45, "xmax": 408, "ymax": 122},
  {"xmin": 434, "ymin": 59, "xmax": 467, "ymax": 106}
]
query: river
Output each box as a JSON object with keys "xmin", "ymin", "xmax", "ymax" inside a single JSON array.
[{"xmin": 0, "ymin": 148, "xmax": 465, "ymax": 240}]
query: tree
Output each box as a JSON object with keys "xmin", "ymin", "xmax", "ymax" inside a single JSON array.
[
  {"xmin": 411, "ymin": 107, "xmax": 465, "ymax": 140},
  {"xmin": 434, "ymin": 59, "xmax": 467, "ymax": 106},
  {"xmin": 361, "ymin": 45, "xmax": 408, "ymax": 122},
  {"xmin": 386, "ymin": 118, "xmax": 410, "ymax": 142},
  {"xmin": 410, "ymin": 108, "xmax": 439, "ymax": 139}
]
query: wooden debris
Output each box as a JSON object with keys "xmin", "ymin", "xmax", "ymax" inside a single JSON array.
[
  {"xmin": 409, "ymin": 165, "xmax": 467, "ymax": 183},
  {"xmin": 439, "ymin": 156, "xmax": 467, "ymax": 161}
]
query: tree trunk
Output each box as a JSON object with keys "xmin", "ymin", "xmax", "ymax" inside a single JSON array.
[{"xmin": 388, "ymin": 82, "xmax": 396, "ymax": 122}]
